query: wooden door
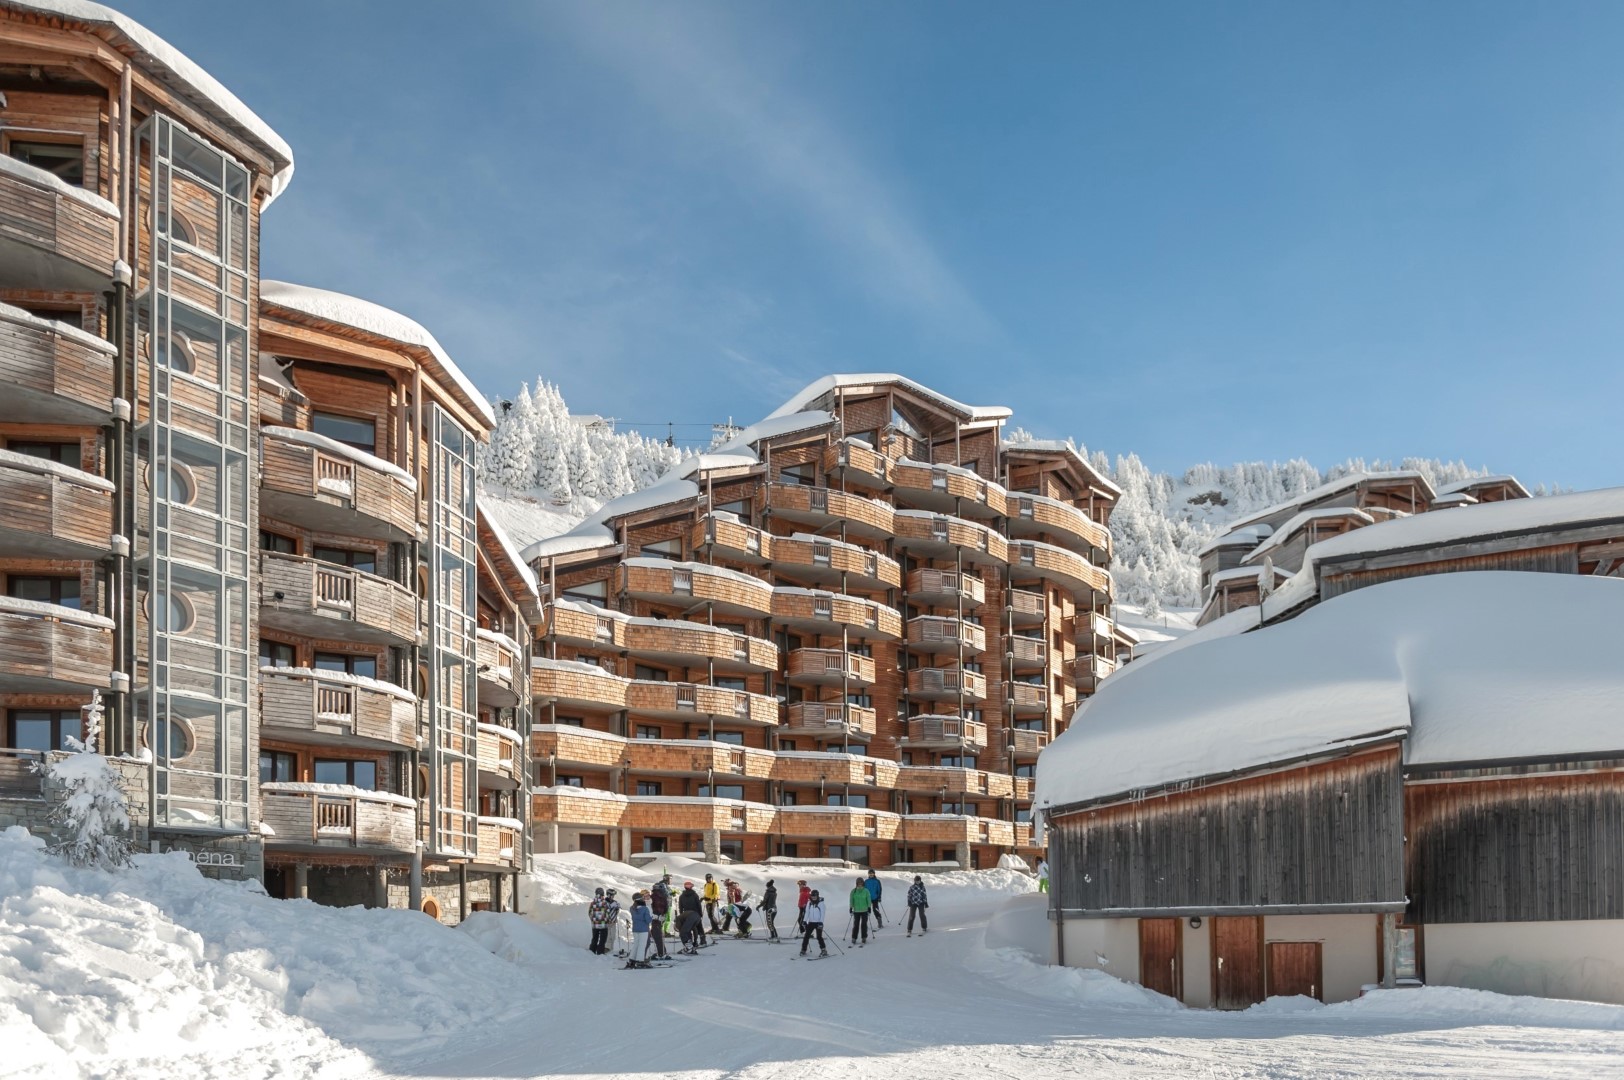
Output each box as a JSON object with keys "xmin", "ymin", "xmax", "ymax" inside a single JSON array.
[
  {"xmin": 1138, "ymin": 918, "xmax": 1183, "ymax": 1001},
  {"xmin": 1267, "ymin": 941, "xmax": 1324, "ymax": 1001},
  {"xmin": 1211, "ymin": 916, "xmax": 1265, "ymax": 1010},
  {"xmin": 579, "ymin": 833, "xmax": 607, "ymax": 857}
]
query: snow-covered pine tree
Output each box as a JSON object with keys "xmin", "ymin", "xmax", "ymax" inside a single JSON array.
[{"xmin": 40, "ymin": 693, "xmax": 133, "ymax": 870}]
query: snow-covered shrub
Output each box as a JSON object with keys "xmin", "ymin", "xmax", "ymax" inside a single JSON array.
[{"xmin": 38, "ymin": 693, "xmax": 132, "ymax": 870}]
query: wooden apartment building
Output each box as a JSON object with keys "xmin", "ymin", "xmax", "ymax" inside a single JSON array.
[{"xmin": 527, "ymin": 375, "xmax": 1121, "ymax": 869}]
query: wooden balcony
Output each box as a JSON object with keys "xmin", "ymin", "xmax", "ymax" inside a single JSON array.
[
  {"xmin": 1007, "ymin": 635, "xmax": 1047, "ymax": 671},
  {"xmin": 764, "ymin": 482, "xmax": 894, "ymax": 539},
  {"xmin": 777, "ymin": 806, "xmax": 900, "ymax": 841},
  {"xmin": 619, "ymin": 559, "xmax": 773, "ymax": 617},
  {"xmin": 772, "ymin": 589, "xmax": 902, "ymax": 641},
  {"xmin": 903, "ymin": 716, "xmax": 988, "ymax": 752},
  {"xmin": 896, "ymin": 765, "xmax": 1014, "ymax": 799},
  {"xmin": 1007, "ymin": 588, "xmax": 1046, "ymax": 626},
  {"xmin": 1012, "ymin": 777, "xmax": 1034, "ymax": 801},
  {"xmin": 1077, "ymin": 610, "xmax": 1113, "ymax": 648},
  {"xmin": 475, "ymin": 816, "xmax": 523, "ymax": 867},
  {"xmin": 258, "ymin": 551, "xmax": 419, "ymax": 647},
  {"xmin": 1006, "ymin": 681, "xmax": 1049, "ymax": 716},
  {"xmin": 533, "ymin": 724, "xmax": 627, "ymax": 770},
  {"xmin": 688, "ymin": 513, "xmax": 772, "ymax": 565},
  {"xmin": 259, "ymin": 667, "xmax": 417, "ymax": 750},
  {"xmin": 0, "ymin": 600, "xmax": 111, "ymax": 693},
  {"xmin": 1074, "ymin": 653, "xmax": 1117, "ymax": 692},
  {"xmin": 626, "ymin": 739, "xmax": 775, "ymax": 780},
  {"xmin": 1013, "ymin": 820, "xmax": 1036, "ymax": 850},
  {"xmin": 0, "ymin": 158, "xmax": 119, "ymax": 291},
  {"xmin": 622, "ymin": 797, "xmax": 777, "ymax": 835},
  {"xmin": 542, "ymin": 601, "xmax": 623, "ymax": 649},
  {"xmin": 532, "ymin": 785, "xmax": 628, "ymax": 828},
  {"xmin": 1008, "ymin": 728, "xmax": 1049, "ymax": 758},
  {"xmin": 625, "ymin": 681, "xmax": 778, "ymax": 727},
  {"xmin": 773, "ymin": 752, "xmax": 899, "ymax": 788},
  {"xmin": 890, "ymin": 459, "xmax": 1006, "ymax": 520},
  {"xmin": 907, "ymin": 568, "xmax": 986, "ymax": 607},
  {"xmin": 476, "ymin": 630, "xmax": 523, "ymax": 708},
  {"xmin": 0, "ymin": 304, "xmax": 116, "ymax": 425},
  {"xmin": 260, "ymin": 784, "xmax": 417, "ymax": 854},
  {"xmin": 621, "ymin": 619, "xmax": 778, "ymax": 674},
  {"xmin": 1006, "ymin": 493, "xmax": 1112, "ymax": 559},
  {"xmin": 906, "ymin": 666, "xmax": 988, "ymax": 702},
  {"xmin": 477, "ymin": 723, "xmax": 522, "ymax": 785},
  {"xmin": 785, "ymin": 648, "xmax": 877, "ymax": 688},
  {"xmin": 783, "ymin": 701, "xmax": 877, "ymax": 740},
  {"xmin": 1009, "ymin": 540, "xmax": 1111, "ymax": 601},
  {"xmin": 906, "ymin": 616, "xmax": 987, "ymax": 654},
  {"xmin": 821, "ymin": 438, "xmax": 891, "ymax": 489},
  {"xmin": 771, "ymin": 533, "xmax": 901, "ymax": 591},
  {"xmin": 260, "ymin": 427, "xmax": 417, "ymax": 542},
  {"xmin": 900, "ymin": 814, "xmax": 1013, "ymax": 847},
  {"xmin": 892, "ymin": 511, "xmax": 1008, "ymax": 568},
  {"xmin": 0, "ymin": 452, "xmax": 113, "ymax": 560},
  {"xmin": 531, "ymin": 657, "xmax": 630, "ymax": 712}
]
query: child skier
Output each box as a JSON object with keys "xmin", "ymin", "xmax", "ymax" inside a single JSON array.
[
  {"xmin": 906, "ymin": 875, "xmax": 929, "ymax": 936},
  {"xmin": 800, "ymin": 889, "xmax": 828, "ymax": 957},
  {"xmin": 626, "ymin": 891, "xmax": 653, "ymax": 968},
  {"xmin": 848, "ymin": 876, "xmax": 872, "ymax": 946},
  {"xmin": 796, "ymin": 879, "xmax": 810, "ymax": 932},
  {"xmin": 1037, "ymin": 857, "xmax": 1049, "ymax": 894},
  {"xmin": 587, "ymin": 888, "xmax": 611, "ymax": 954}
]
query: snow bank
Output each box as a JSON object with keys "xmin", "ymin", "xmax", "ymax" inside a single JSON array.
[
  {"xmin": 1040, "ymin": 573, "xmax": 1624, "ymax": 809},
  {"xmin": 0, "ymin": 827, "xmax": 550, "ymax": 1079}
]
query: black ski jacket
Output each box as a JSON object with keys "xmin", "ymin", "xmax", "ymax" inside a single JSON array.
[
  {"xmin": 762, "ymin": 883, "xmax": 777, "ymax": 913},
  {"xmin": 678, "ymin": 887, "xmax": 702, "ymax": 914}
]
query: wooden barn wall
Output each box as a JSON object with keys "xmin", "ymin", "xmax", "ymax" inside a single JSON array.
[
  {"xmin": 1050, "ymin": 747, "xmax": 1404, "ymax": 912},
  {"xmin": 1321, "ymin": 546, "xmax": 1579, "ymax": 600},
  {"xmin": 1406, "ymin": 771, "xmax": 1624, "ymax": 924}
]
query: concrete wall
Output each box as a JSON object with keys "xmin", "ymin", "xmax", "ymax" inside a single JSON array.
[
  {"xmin": 1181, "ymin": 918, "xmax": 1212, "ymax": 1008},
  {"xmin": 1425, "ymin": 920, "xmax": 1624, "ymax": 1006},
  {"xmin": 1265, "ymin": 913, "xmax": 1379, "ymax": 1004},
  {"xmin": 1053, "ymin": 916, "xmax": 1141, "ymax": 985}
]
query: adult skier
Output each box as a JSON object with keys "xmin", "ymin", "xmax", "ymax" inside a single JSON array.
[
  {"xmin": 800, "ymin": 889, "xmax": 828, "ymax": 957},
  {"xmin": 796, "ymin": 879, "xmax": 811, "ymax": 932},
  {"xmin": 659, "ymin": 869, "xmax": 677, "ymax": 936},
  {"xmin": 863, "ymin": 868, "xmax": 884, "ymax": 929},
  {"xmin": 848, "ymin": 876, "xmax": 872, "ymax": 946},
  {"xmin": 761, "ymin": 879, "xmax": 781, "ymax": 942},
  {"xmin": 677, "ymin": 880, "xmax": 706, "ymax": 953},
  {"xmin": 587, "ymin": 887, "xmax": 611, "ymax": 955},
  {"xmin": 1037, "ymin": 857, "xmax": 1049, "ymax": 894},
  {"xmin": 626, "ymin": 891, "xmax": 653, "ymax": 968},
  {"xmin": 703, "ymin": 873, "xmax": 722, "ymax": 932},
  {"xmin": 649, "ymin": 880, "xmax": 673, "ymax": 960},
  {"xmin": 906, "ymin": 875, "xmax": 929, "ymax": 936}
]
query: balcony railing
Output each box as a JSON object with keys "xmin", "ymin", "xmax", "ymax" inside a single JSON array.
[
  {"xmin": 906, "ymin": 616, "xmax": 987, "ymax": 654},
  {"xmin": 1009, "ymin": 539, "xmax": 1111, "ymax": 600},
  {"xmin": 260, "ymin": 784, "xmax": 416, "ymax": 852},
  {"xmin": 1006, "ymin": 493, "xmax": 1112, "ymax": 557},
  {"xmin": 785, "ymin": 648, "xmax": 877, "ymax": 687},
  {"xmin": 259, "ymin": 551, "xmax": 420, "ymax": 646},
  {"xmin": 906, "ymin": 666, "xmax": 989, "ymax": 701},
  {"xmin": 543, "ymin": 600, "xmax": 623, "ymax": 648},
  {"xmin": 772, "ymin": 589, "xmax": 902, "ymax": 640},
  {"xmin": 619, "ymin": 558, "xmax": 774, "ymax": 617},
  {"xmin": 771, "ymin": 533, "xmax": 901, "ymax": 591},
  {"xmin": 1008, "ymin": 729, "xmax": 1049, "ymax": 756},
  {"xmin": 896, "ymin": 765, "xmax": 1014, "ymax": 799},
  {"xmin": 783, "ymin": 701, "xmax": 877, "ymax": 739},
  {"xmin": 0, "ymin": 450, "xmax": 114, "ymax": 561},
  {"xmin": 903, "ymin": 716, "xmax": 989, "ymax": 751},
  {"xmin": 477, "ymin": 722, "xmax": 522, "ymax": 781},
  {"xmin": 907, "ymin": 568, "xmax": 986, "ymax": 606},
  {"xmin": 531, "ymin": 657, "xmax": 630, "ymax": 712},
  {"xmin": 476, "ymin": 816, "xmax": 523, "ymax": 866},
  {"xmin": 259, "ymin": 666, "xmax": 417, "ymax": 750},
  {"xmin": 764, "ymin": 483, "xmax": 895, "ymax": 537},
  {"xmin": 0, "ymin": 156, "xmax": 119, "ymax": 291},
  {"xmin": 620, "ymin": 619, "xmax": 778, "ymax": 673},
  {"xmin": 1007, "ymin": 588, "xmax": 1046, "ymax": 625},
  {"xmin": 476, "ymin": 629, "xmax": 523, "ymax": 707},
  {"xmin": 821, "ymin": 438, "xmax": 891, "ymax": 488},
  {"xmin": 0, "ymin": 598, "xmax": 112, "ymax": 694},
  {"xmin": 625, "ymin": 680, "xmax": 779, "ymax": 726},
  {"xmin": 890, "ymin": 458, "xmax": 1006, "ymax": 519},
  {"xmin": 688, "ymin": 513, "xmax": 771, "ymax": 564},
  {"xmin": 260, "ymin": 427, "xmax": 417, "ymax": 542},
  {"xmin": 1074, "ymin": 654, "xmax": 1118, "ymax": 691},
  {"xmin": 892, "ymin": 511, "xmax": 1008, "ymax": 566},
  {"xmin": 0, "ymin": 302, "xmax": 117, "ymax": 425},
  {"xmin": 1007, "ymin": 682, "xmax": 1049, "ymax": 714},
  {"xmin": 1007, "ymin": 635, "xmax": 1047, "ymax": 668}
]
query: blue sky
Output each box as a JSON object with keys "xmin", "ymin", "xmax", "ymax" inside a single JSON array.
[{"xmin": 123, "ymin": 1, "xmax": 1624, "ymax": 488}]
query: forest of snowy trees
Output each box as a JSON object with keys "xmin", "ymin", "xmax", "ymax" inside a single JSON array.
[{"xmin": 478, "ymin": 384, "xmax": 1532, "ymax": 611}]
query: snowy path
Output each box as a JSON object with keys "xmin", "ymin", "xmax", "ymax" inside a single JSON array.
[{"xmin": 378, "ymin": 871, "xmax": 1624, "ymax": 1080}]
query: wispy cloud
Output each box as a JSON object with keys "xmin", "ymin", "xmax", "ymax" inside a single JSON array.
[{"xmin": 542, "ymin": 3, "xmax": 1000, "ymax": 344}]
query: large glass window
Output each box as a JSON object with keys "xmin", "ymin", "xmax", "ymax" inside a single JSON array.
[
  {"xmin": 315, "ymin": 652, "xmax": 378, "ymax": 679},
  {"xmin": 314, "ymin": 546, "xmax": 376, "ymax": 575},
  {"xmin": 7, "ymin": 576, "xmax": 80, "ymax": 610},
  {"xmin": 259, "ymin": 530, "xmax": 297, "ymax": 554},
  {"xmin": 8, "ymin": 710, "xmax": 81, "ymax": 752},
  {"xmin": 698, "ymin": 784, "xmax": 744, "ymax": 800},
  {"xmin": 259, "ymin": 639, "xmax": 295, "ymax": 668},
  {"xmin": 312, "ymin": 411, "xmax": 376, "ymax": 453},
  {"xmin": 258, "ymin": 750, "xmax": 296, "ymax": 783},
  {"xmin": 7, "ymin": 441, "xmax": 77, "ymax": 465},
  {"xmin": 6, "ymin": 138, "xmax": 84, "ymax": 185},
  {"xmin": 636, "ymin": 781, "xmax": 663, "ymax": 796},
  {"xmin": 313, "ymin": 758, "xmax": 376, "ymax": 789}
]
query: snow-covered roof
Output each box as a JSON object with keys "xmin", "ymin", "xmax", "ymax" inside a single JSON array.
[
  {"xmin": 1430, "ymin": 492, "xmax": 1478, "ymax": 508},
  {"xmin": 1038, "ymin": 573, "xmax": 1624, "ymax": 810},
  {"xmin": 1224, "ymin": 470, "xmax": 1431, "ymax": 535},
  {"xmin": 477, "ymin": 498, "xmax": 540, "ymax": 601},
  {"xmin": 767, "ymin": 375, "xmax": 1012, "ymax": 424},
  {"xmin": 709, "ymin": 411, "xmax": 834, "ymax": 456},
  {"xmin": 1436, "ymin": 474, "xmax": 1529, "ymax": 498},
  {"xmin": 1196, "ymin": 525, "xmax": 1269, "ymax": 558},
  {"xmin": 1303, "ymin": 486, "xmax": 1624, "ymax": 572},
  {"xmin": 520, "ymin": 476, "xmax": 701, "ymax": 564},
  {"xmin": 1209, "ymin": 564, "xmax": 1292, "ymax": 588},
  {"xmin": 260, "ymin": 282, "xmax": 495, "ymax": 429},
  {"xmin": 1241, "ymin": 507, "xmax": 1374, "ymax": 564},
  {"xmin": 1002, "ymin": 440, "xmax": 1123, "ymax": 497},
  {"xmin": 0, "ymin": 1, "xmax": 295, "ymax": 205}
]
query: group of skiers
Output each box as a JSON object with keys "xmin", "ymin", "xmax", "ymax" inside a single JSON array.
[{"xmin": 588, "ymin": 867, "xmax": 932, "ymax": 967}]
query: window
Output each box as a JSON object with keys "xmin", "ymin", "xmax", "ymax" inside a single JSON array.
[
  {"xmin": 940, "ymin": 755, "xmax": 977, "ymax": 769},
  {"xmin": 779, "ymin": 739, "xmax": 797, "ymax": 752},
  {"xmin": 314, "ymin": 546, "xmax": 376, "ymax": 575},
  {"xmin": 164, "ymin": 209, "xmax": 197, "ymax": 246},
  {"xmin": 315, "ymin": 652, "xmax": 378, "ymax": 679},
  {"xmin": 258, "ymin": 750, "xmax": 296, "ymax": 783},
  {"xmin": 642, "ymin": 836, "xmax": 668, "ymax": 853},
  {"xmin": 639, "ymin": 538, "xmax": 682, "ymax": 561},
  {"xmin": 715, "ymin": 499, "xmax": 750, "ymax": 524},
  {"xmin": 149, "ymin": 462, "xmax": 196, "ymax": 505},
  {"xmin": 719, "ymin": 840, "xmax": 744, "ymax": 863},
  {"xmin": 846, "ymin": 845, "xmax": 870, "ymax": 867},
  {"xmin": 779, "ymin": 843, "xmax": 799, "ymax": 858},
  {"xmin": 634, "ymin": 665, "xmax": 669, "ymax": 682},
  {"xmin": 848, "ymin": 643, "xmax": 873, "ymax": 658},
  {"xmin": 150, "ymin": 331, "xmax": 196, "ymax": 375},
  {"xmin": 6, "ymin": 138, "xmax": 84, "ymax": 186},
  {"xmin": 779, "ymin": 462, "xmax": 815, "ymax": 486},
  {"xmin": 710, "ymin": 731, "xmax": 743, "ymax": 746},
  {"xmin": 562, "ymin": 579, "xmax": 607, "ymax": 608},
  {"xmin": 259, "ymin": 639, "xmax": 295, "ymax": 668},
  {"xmin": 827, "ymin": 793, "xmax": 868, "ymax": 808},
  {"xmin": 148, "ymin": 590, "xmax": 195, "ymax": 634},
  {"xmin": 846, "ymin": 693, "xmax": 872, "ymax": 708},
  {"xmin": 149, "ymin": 715, "xmax": 194, "ymax": 760},
  {"xmin": 1014, "ymin": 808, "xmax": 1033, "ymax": 824},
  {"xmin": 847, "ymin": 430, "xmax": 877, "ymax": 447},
  {"xmin": 635, "ymin": 725, "xmax": 663, "ymax": 740},
  {"xmin": 259, "ymin": 531, "xmax": 297, "ymax": 554},
  {"xmin": 553, "ymin": 716, "xmax": 586, "ymax": 728},
  {"xmin": 780, "ymin": 791, "xmax": 798, "ymax": 806},
  {"xmin": 846, "ymin": 744, "xmax": 867, "ymax": 756},
  {"xmin": 8, "ymin": 710, "xmax": 81, "ymax": 752},
  {"xmin": 1014, "ymin": 764, "xmax": 1036, "ymax": 779},
  {"xmin": 556, "ymin": 774, "xmax": 585, "ymax": 787},
  {"xmin": 8, "ymin": 576, "xmax": 80, "ymax": 610},
  {"xmin": 714, "ymin": 676, "xmax": 747, "ymax": 691},
  {"xmin": 7, "ymin": 440, "xmax": 78, "ymax": 465},
  {"xmin": 1014, "ymin": 719, "xmax": 1044, "ymax": 732},
  {"xmin": 636, "ymin": 781, "xmax": 664, "ymax": 796},
  {"xmin": 698, "ymin": 784, "xmax": 744, "ymax": 799},
  {"xmin": 314, "ymin": 758, "xmax": 377, "ymax": 789},
  {"xmin": 311, "ymin": 411, "xmax": 376, "ymax": 453}
]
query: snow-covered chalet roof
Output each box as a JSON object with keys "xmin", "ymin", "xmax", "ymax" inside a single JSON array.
[
  {"xmin": 767, "ymin": 374, "xmax": 1011, "ymax": 425},
  {"xmin": 1196, "ymin": 524, "xmax": 1269, "ymax": 558},
  {"xmin": 1223, "ymin": 470, "xmax": 1431, "ymax": 535},
  {"xmin": 477, "ymin": 498, "xmax": 540, "ymax": 602},
  {"xmin": 1038, "ymin": 572, "xmax": 1624, "ymax": 811},
  {"xmin": 520, "ymin": 476, "xmax": 701, "ymax": 563},
  {"xmin": 1, "ymin": 1, "xmax": 294, "ymax": 205},
  {"xmin": 1001, "ymin": 440, "xmax": 1122, "ymax": 498},
  {"xmin": 1240, "ymin": 507, "xmax": 1375, "ymax": 565},
  {"xmin": 1302, "ymin": 486, "xmax": 1624, "ymax": 573},
  {"xmin": 260, "ymin": 281, "xmax": 496, "ymax": 430},
  {"xmin": 1436, "ymin": 474, "xmax": 1530, "ymax": 499}
]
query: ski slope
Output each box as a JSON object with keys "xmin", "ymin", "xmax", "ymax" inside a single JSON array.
[{"xmin": 5, "ymin": 830, "xmax": 1624, "ymax": 1079}]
